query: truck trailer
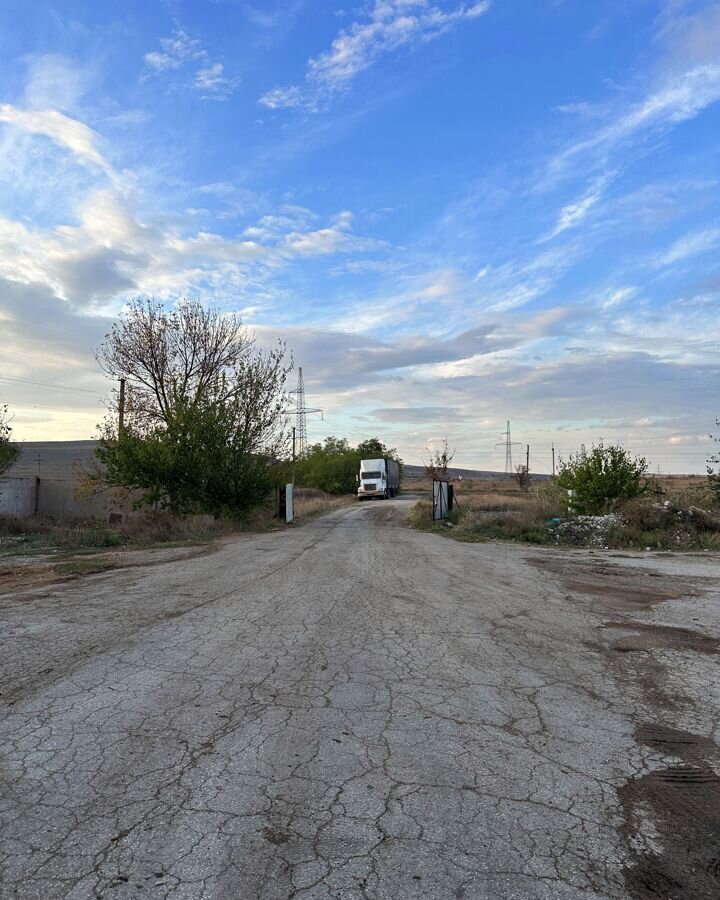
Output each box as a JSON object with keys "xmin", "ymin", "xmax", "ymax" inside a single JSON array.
[{"xmin": 357, "ymin": 458, "xmax": 400, "ymax": 500}]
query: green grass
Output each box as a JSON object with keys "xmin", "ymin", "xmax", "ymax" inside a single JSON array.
[{"xmin": 407, "ymin": 502, "xmax": 553, "ymax": 545}]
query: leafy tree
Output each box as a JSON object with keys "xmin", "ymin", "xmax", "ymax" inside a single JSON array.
[
  {"xmin": 557, "ymin": 442, "xmax": 650, "ymax": 514},
  {"xmin": 0, "ymin": 402, "xmax": 19, "ymax": 476},
  {"xmin": 296, "ymin": 437, "xmax": 360, "ymax": 494},
  {"xmin": 296, "ymin": 436, "xmax": 403, "ymax": 494},
  {"xmin": 94, "ymin": 298, "xmax": 292, "ymax": 516},
  {"xmin": 425, "ymin": 437, "xmax": 455, "ymax": 479}
]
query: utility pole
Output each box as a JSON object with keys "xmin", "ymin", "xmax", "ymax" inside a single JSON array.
[
  {"xmin": 118, "ymin": 378, "xmax": 126, "ymax": 435},
  {"xmin": 552, "ymin": 443, "xmax": 556, "ymax": 477},
  {"xmin": 526, "ymin": 443, "xmax": 530, "ymax": 474}
]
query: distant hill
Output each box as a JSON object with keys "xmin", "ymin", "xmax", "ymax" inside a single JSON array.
[
  {"xmin": 5, "ymin": 442, "xmax": 551, "ymax": 482},
  {"xmin": 402, "ymin": 464, "xmax": 550, "ymax": 481}
]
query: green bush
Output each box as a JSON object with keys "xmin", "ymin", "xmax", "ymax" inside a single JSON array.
[{"xmin": 557, "ymin": 442, "xmax": 650, "ymax": 514}]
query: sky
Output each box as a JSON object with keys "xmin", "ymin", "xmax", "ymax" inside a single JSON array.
[{"xmin": 1, "ymin": 0, "xmax": 719, "ymax": 474}]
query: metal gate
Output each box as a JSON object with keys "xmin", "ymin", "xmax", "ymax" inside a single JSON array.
[{"xmin": 433, "ymin": 479, "xmax": 449, "ymax": 521}]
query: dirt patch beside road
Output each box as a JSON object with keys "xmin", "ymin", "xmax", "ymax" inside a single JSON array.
[
  {"xmin": 620, "ymin": 726, "xmax": 720, "ymax": 900},
  {"xmin": 527, "ymin": 555, "xmax": 704, "ymax": 611},
  {"xmin": 0, "ymin": 542, "xmax": 217, "ymax": 596}
]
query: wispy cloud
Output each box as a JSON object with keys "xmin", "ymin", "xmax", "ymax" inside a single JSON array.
[
  {"xmin": 549, "ymin": 64, "xmax": 720, "ymax": 181},
  {"xmin": 144, "ymin": 29, "xmax": 205, "ymax": 71},
  {"xmin": 144, "ymin": 28, "xmax": 239, "ymax": 99},
  {"xmin": 260, "ymin": 0, "xmax": 491, "ymax": 110},
  {"xmin": 0, "ymin": 103, "xmax": 114, "ymax": 177},
  {"xmin": 656, "ymin": 226, "xmax": 720, "ymax": 267},
  {"xmin": 0, "ymin": 124, "xmax": 385, "ymax": 314},
  {"xmin": 541, "ymin": 175, "xmax": 611, "ymax": 241},
  {"xmin": 193, "ymin": 63, "xmax": 241, "ymax": 99}
]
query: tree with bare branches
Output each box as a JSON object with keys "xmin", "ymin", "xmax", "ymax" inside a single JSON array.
[
  {"xmin": 515, "ymin": 464, "xmax": 530, "ymax": 492},
  {"xmin": 424, "ymin": 437, "xmax": 455, "ymax": 480},
  {"xmin": 0, "ymin": 401, "xmax": 19, "ymax": 476},
  {"xmin": 94, "ymin": 298, "xmax": 293, "ymax": 516}
]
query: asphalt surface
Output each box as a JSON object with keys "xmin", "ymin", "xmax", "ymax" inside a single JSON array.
[{"xmin": 1, "ymin": 498, "xmax": 719, "ymax": 900}]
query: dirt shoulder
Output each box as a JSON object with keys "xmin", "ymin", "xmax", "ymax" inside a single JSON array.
[{"xmin": 0, "ymin": 541, "xmax": 220, "ymax": 595}]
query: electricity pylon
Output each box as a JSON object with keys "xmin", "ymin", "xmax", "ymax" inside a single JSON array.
[
  {"xmin": 293, "ymin": 367, "xmax": 322, "ymax": 458},
  {"xmin": 495, "ymin": 420, "xmax": 522, "ymax": 475}
]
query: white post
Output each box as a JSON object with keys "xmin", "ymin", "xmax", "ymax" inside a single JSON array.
[
  {"xmin": 285, "ymin": 483, "xmax": 294, "ymax": 524},
  {"xmin": 567, "ymin": 489, "xmax": 576, "ymax": 515}
]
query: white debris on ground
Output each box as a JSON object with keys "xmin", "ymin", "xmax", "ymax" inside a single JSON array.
[{"xmin": 547, "ymin": 514, "xmax": 622, "ymax": 547}]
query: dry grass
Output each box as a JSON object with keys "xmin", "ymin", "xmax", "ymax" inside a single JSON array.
[
  {"xmin": 293, "ymin": 489, "xmax": 354, "ymax": 520},
  {"xmin": 408, "ymin": 475, "xmax": 720, "ymax": 550},
  {"xmin": 0, "ymin": 512, "xmax": 240, "ymax": 557},
  {"xmin": 605, "ymin": 496, "xmax": 720, "ymax": 551},
  {"xmin": 0, "ymin": 487, "xmax": 355, "ymax": 560}
]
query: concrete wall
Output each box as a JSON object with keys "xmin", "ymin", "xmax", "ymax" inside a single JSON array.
[
  {"xmin": 1, "ymin": 441, "xmax": 138, "ymax": 521},
  {"xmin": 0, "ymin": 477, "xmax": 36, "ymax": 517},
  {"xmin": 0, "ymin": 477, "xmax": 136, "ymax": 521}
]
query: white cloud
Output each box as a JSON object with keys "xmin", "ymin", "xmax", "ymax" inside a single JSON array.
[
  {"xmin": 550, "ymin": 64, "xmax": 720, "ymax": 179},
  {"xmin": 0, "ymin": 104, "xmax": 113, "ymax": 176},
  {"xmin": 601, "ymin": 286, "xmax": 638, "ymax": 309},
  {"xmin": 259, "ymin": 1, "xmax": 491, "ymax": 110},
  {"xmin": 542, "ymin": 176, "xmax": 609, "ymax": 241},
  {"xmin": 657, "ymin": 226, "xmax": 720, "ymax": 267},
  {"xmin": 144, "ymin": 28, "xmax": 239, "ymax": 99},
  {"xmin": 193, "ymin": 63, "xmax": 241, "ymax": 98},
  {"xmin": 144, "ymin": 51, "xmax": 180, "ymax": 72},
  {"xmin": 0, "ymin": 157, "xmax": 384, "ymax": 312},
  {"xmin": 145, "ymin": 29, "xmax": 205, "ymax": 70},
  {"xmin": 23, "ymin": 54, "xmax": 92, "ymax": 111}
]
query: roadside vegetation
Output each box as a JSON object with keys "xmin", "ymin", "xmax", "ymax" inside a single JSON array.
[
  {"xmin": 296, "ymin": 436, "xmax": 401, "ymax": 494},
  {"xmin": 90, "ymin": 297, "xmax": 293, "ymax": 517},
  {"xmin": 0, "ymin": 399, "xmax": 18, "ymax": 476},
  {"xmin": 408, "ymin": 457, "xmax": 720, "ymax": 551},
  {"xmin": 0, "ymin": 488, "xmax": 353, "ymax": 564},
  {"xmin": 0, "ymin": 512, "xmax": 236, "ymax": 557}
]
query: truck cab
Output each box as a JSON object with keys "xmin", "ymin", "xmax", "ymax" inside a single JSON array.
[{"xmin": 357, "ymin": 457, "xmax": 400, "ymax": 500}]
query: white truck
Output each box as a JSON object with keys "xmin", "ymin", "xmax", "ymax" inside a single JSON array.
[{"xmin": 357, "ymin": 458, "xmax": 400, "ymax": 500}]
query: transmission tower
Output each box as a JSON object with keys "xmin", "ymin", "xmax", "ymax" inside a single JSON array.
[
  {"xmin": 292, "ymin": 367, "xmax": 323, "ymax": 458},
  {"xmin": 296, "ymin": 368, "xmax": 307, "ymax": 456},
  {"xmin": 495, "ymin": 420, "xmax": 522, "ymax": 475}
]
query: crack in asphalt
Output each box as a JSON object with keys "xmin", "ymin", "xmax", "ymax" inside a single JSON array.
[{"xmin": 1, "ymin": 500, "xmax": 718, "ymax": 899}]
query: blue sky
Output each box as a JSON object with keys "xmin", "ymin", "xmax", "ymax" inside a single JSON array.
[{"xmin": 1, "ymin": 0, "xmax": 719, "ymax": 472}]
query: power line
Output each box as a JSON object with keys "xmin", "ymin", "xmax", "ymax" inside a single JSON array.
[
  {"xmin": 13, "ymin": 403, "xmax": 103, "ymax": 413},
  {"xmin": 0, "ymin": 375, "xmax": 102, "ymax": 395},
  {"xmin": 0, "ymin": 348, "xmax": 102, "ymax": 374}
]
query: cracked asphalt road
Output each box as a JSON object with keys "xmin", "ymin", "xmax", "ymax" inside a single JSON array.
[{"xmin": 1, "ymin": 498, "xmax": 719, "ymax": 899}]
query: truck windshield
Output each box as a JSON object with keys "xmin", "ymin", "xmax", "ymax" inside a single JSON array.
[{"xmin": 362, "ymin": 472, "xmax": 381, "ymax": 479}]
